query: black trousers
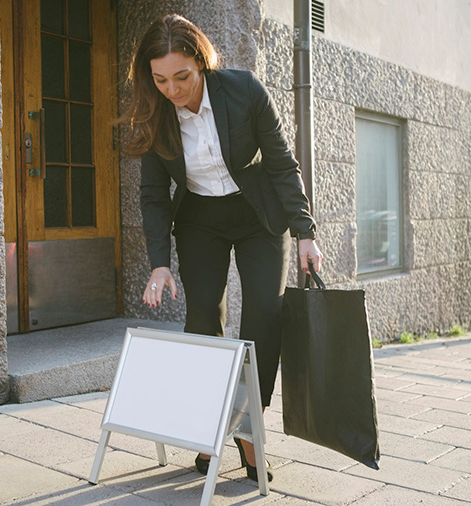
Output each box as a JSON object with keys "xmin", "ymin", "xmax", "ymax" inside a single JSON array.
[{"xmin": 174, "ymin": 190, "xmax": 291, "ymax": 407}]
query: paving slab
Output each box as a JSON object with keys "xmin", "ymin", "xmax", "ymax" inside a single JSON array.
[
  {"xmin": 344, "ymin": 455, "xmax": 469, "ymax": 494},
  {"xmin": 373, "ymin": 377, "xmax": 418, "ymax": 391},
  {"xmin": 398, "ymin": 384, "xmax": 471, "ymax": 400},
  {"xmin": 1, "ymin": 482, "xmax": 168, "ymax": 506},
  {"xmin": 58, "ymin": 448, "xmax": 191, "ymax": 483},
  {"xmin": 374, "ymin": 365, "xmax": 408, "ymax": 378},
  {"xmin": 419, "ymin": 426, "xmax": 471, "ymax": 449},
  {"xmin": 442, "ymin": 476, "xmax": 471, "ymax": 502},
  {"xmin": 374, "ymin": 388, "xmax": 423, "ymax": 404},
  {"xmin": 397, "ymin": 372, "xmax": 463, "ymax": 389},
  {"xmin": 379, "ymin": 431, "xmax": 454, "ymax": 463},
  {"xmin": 0, "ymin": 453, "xmax": 78, "ymax": 505},
  {"xmin": 267, "ymin": 436, "xmax": 357, "ymax": 472},
  {"xmin": 375, "ymin": 399, "xmax": 430, "ymax": 418},
  {"xmin": 53, "ymin": 391, "xmax": 109, "ymax": 414},
  {"xmin": 374, "ymin": 356, "xmax": 438, "ymax": 370},
  {"xmin": 107, "ymin": 466, "xmax": 284, "ymax": 506},
  {"xmin": 411, "ymin": 408, "xmax": 471, "ymax": 430},
  {"xmin": 348, "ymin": 484, "xmax": 468, "ymax": 505},
  {"xmin": 459, "ymin": 393, "xmax": 471, "ymax": 403},
  {"xmin": 0, "ymin": 400, "xmax": 103, "ymax": 442},
  {"xmin": 406, "ymin": 395, "xmax": 471, "ymax": 414},
  {"xmin": 265, "ymin": 461, "xmax": 383, "ymax": 505},
  {"xmin": 0, "ymin": 422, "xmax": 97, "ymax": 467},
  {"xmin": 2, "ymin": 334, "xmax": 471, "ymax": 506},
  {"xmin": 377, "ymin": 413, "xmax": 442, "ymax": 437},
  {"xmin": 270, "ymin": 499, "xmax": 324, "ymax": 505},
  {"xmin": 429, "ymin": 448, "xmax": 471, "ymax": 474}
]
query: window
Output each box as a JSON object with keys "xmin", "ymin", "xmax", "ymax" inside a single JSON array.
[{"xmin": 355, "ymin": 112, "xmax": 403, "ymax": 275}]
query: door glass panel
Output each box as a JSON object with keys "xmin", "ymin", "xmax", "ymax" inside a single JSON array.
[
  {"xmin": 70, "ymin": 104, "xmax": 92, "ymax": 164},
  {"xmin": 43, "ymin": 100, "xmax": 67, "ymax": 163},
  {"xmin": 44, "ymin": 167, "xmax": 68, "ymax": 227},
  {"xmin": 41, "ymin": 0, "xmax": 64, "ymax": 35},
  {"xmin": 41, "ymin": 35, "xmax": 65, "ymax": 99},
  {"xmin": 69, "ymin": 41, "xmax": 91, "ymax": 102},
  {"xmin": 68, "ymin": 0, "xmax": 90, "ymax": 41},
  {"xmin": 72, "ymin": 168, "xmax": 95, "ymax": 226},
  {"xmin": 41, "ymin": 0, "xmax": 94, "ymax": 229}
]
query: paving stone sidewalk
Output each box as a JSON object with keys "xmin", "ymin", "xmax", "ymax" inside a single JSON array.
[{"xmin": 1, "ymin": 335, "xmax": 471, "ymax": 505}]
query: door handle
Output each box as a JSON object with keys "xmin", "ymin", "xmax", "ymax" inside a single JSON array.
[{"xmin": 27, "ymin": 108, "xmax": 46, "ymax": 179}]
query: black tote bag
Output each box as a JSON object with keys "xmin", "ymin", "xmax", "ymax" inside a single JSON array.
[{"xmin": 281, "ymin": 266, "xmax": 380, "ymax": 469}]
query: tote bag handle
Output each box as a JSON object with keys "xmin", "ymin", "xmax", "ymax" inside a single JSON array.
[{"xmin": 304, "ymin": 263, "xmax": 326, "ymax": 290}]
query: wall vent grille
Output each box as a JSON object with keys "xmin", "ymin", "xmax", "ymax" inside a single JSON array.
[{"xmin": 312, "ymin": 1, "xmax": 325, "ymax": 33}]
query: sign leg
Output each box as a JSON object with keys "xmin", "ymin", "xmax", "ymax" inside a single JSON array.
[
  {"xmin": 244, "ymin": 349, "xmax": 269, "ymax": 496},
  {"xmin": 89, "ymin": 430, "xmax": 111, "ymax": 485},
  {"xmin": 156, "ymin": 443, "xmax": 167, "ymax": 466},
  {"xmin": 200, "ymin": 455, "xmax": 223, "ymax": 506}
]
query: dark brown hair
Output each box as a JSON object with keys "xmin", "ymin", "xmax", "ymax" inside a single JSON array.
[{"xmin": 121, "ymin": 14, "xmax": 218, "ymax": 159}]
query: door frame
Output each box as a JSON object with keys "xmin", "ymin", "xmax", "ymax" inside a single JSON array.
[{"xmin": 2, "ymin": 0, "xmax": 122, "ymax": 332}]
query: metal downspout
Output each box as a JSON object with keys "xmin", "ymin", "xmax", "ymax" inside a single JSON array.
[{"xmin": 293, "ymin": 0, "xmax": 315, "ymax": 286}]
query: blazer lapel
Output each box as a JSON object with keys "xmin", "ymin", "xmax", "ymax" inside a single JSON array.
[{"xmin": 206, "ymin": 71, "xmax": 232, "ymax": 171}]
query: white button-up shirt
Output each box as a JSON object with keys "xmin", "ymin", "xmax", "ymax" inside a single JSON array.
[{"xmin": 176, "ymin": 76, "xmax": 240, "ymax": 196}]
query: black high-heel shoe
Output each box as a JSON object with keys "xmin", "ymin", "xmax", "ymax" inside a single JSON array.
[
  {"xmin": 234, "ymin": 438, "xmax": 274, "ymax": 482},
  {"xmin": 195, "ymin": 454, "xmax": 211, "ymax": 475}
]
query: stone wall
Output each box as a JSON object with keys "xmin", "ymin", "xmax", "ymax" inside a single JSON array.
[
  {"xmin": 0, "ymin": 30, "xmax": 9, "ymax": 403},
  {"xmin": 117, "ymin": 1, "xmax": 471, "ymax": 341},
  {"xmin": 117, "ymin": 0, "xmax": 299, "ymax": 337},
  {"xmin": 311, "ymin": 35, "xmax": 471, "ymax": 339}
]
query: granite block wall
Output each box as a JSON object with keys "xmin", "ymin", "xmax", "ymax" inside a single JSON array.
[
  {"xmin": 117, "ymin": 0, "xmax": 471, "ymax": 341},
  {"xmin": 0, "ymin": 29, "xmax": 9, "ymax": 403},
  {"xmin": 311, "ymin": 35, "xmax": 471, "ymax": 339},
  {"xmin": 117, "ymin": 0, "xmax": 275, "ymax": 336}
]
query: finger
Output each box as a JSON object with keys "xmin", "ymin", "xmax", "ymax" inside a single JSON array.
[
  {"xmin": 310, "ymin": 253, "xmax": 322, "ymax": 272},
  {"xmin": 299, "ymin": 253, "xmax": 309, "ymax": 273},
  {"xmin": 146, "ymin": 281, "xmax": 161, "ymax": 308},
  {"xmin": 154, "ymin": 282, "xmax": 165, "ymax": 307},
  {"xmin": 168, "ymin": 276, "xmax": 178, "ymax": 300}
]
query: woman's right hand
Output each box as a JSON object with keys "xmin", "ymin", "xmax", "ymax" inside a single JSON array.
[{"xmin": 143, "ymin": 267, "xmax": 177, "ymax": 308}]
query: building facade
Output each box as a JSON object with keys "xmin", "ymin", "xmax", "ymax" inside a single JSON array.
[{"xmin": 0, "ymin": 0, "xmax": 470, "ymax": 403}]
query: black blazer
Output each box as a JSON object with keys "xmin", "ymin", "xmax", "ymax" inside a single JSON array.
[{"xmin": 140, "ymin": 69, "xmax": 316, "ymax": 270}]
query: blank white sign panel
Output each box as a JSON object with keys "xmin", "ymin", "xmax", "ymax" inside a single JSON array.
[{"xmin": 105, "ymin": 334, "xmax": 238, "ymax": 449}]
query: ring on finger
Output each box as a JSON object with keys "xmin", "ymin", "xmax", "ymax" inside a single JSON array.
[{"xmin": 151, "ymin": 282, "xmax": 157, "ymax": 291}]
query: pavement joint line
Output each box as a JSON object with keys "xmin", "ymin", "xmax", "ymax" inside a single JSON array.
[
  {"xmin": 437, "ymin": 474, "xmax": 471, "ymax": 496},
  {"xmin": 269, "ymin": 456, "xmax": 358, "ymax": 474},
  {"xmin": 342, "ymin": 469, "xmax": 471, "ymax": 499},
  {"xmin": 414, "ymin": 435, "xmax": 471, "ymax": 451},
  {"xmin": 343, "ymin": 484, "xmax": 388, "ymax": 506},
  {"xmin": 402, "ymin": 401, "xmax": 471, "ymax": 416},
  {"xmin": 423, "ymin": 446, "xmax": 458, "ymax": 465},
  {"xmin": 0, "ymin": 448, "xmax": 83, "ymax": 484},
  {"xmin": 0, "ymin": 412, "xmax": 103, "ymax": 447}
]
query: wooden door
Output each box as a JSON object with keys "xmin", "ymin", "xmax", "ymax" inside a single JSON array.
[{"xmin": 1, "ymin": 0, "xmax": 121, "ymax": 333}]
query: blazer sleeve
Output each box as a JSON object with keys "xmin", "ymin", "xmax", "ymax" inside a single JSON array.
[
  {"xmin": 140, "ymin": 150, "xmax": 172, "ymax": 269},
  {"xmin": 248, "ymin": 72, "xmax": 316, "ymax": 240}
]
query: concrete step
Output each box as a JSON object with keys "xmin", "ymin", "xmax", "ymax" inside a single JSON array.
[{"xmin": 6, "ymin": 318, "xmax": 184, "ymax": 404}]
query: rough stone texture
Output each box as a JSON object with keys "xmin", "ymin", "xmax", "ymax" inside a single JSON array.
[
  {"xmin": 314, "ymin": 161, "xmax": 356, "ymax": 223},
  {"xmin": 0, "ymin": 39, "xmax": 8, "ymax": 403},
  {"xmin": 116, "ymin": 2, "xmax": 471, "ymax": 342},
  {"xmin": 121, "ymin": 227, "xmax": 186, "ymax": 322},
  {"xmin": 313, "ymin": 98, "xmax": 356, "ymax": 164},
  {"xmin": 311, "ymin": 34, "xmax": 471, "ymax": 340},
  {"xmin": 117, "ymin": 0, "xmax": 293, "ymax": 333}
]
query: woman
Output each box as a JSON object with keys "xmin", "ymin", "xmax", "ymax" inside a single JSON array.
[{"xmin": 124, "ymin": 14, "xmax": 323, "ymax": 482}]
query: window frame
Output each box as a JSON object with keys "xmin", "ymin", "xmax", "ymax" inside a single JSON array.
[{"xmin": 355, "ymin": 110, "xmax": 405, "ymax": 279}]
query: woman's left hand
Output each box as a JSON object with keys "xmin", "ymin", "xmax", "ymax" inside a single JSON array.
[{"xmin": 298, "ymin": 239, "xmax": 323, "ymax": 273}]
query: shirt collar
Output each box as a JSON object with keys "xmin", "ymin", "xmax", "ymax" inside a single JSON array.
[{"xmin": 176, "ymin": 74, "xmax": 211, "ymax": 122}]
